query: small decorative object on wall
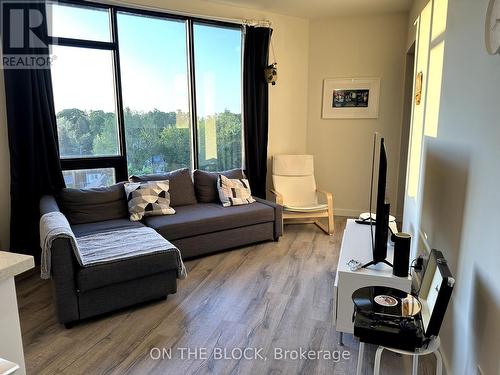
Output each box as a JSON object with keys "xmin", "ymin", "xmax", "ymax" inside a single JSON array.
[
  {"xmin": 264, "ymin": 63, "xmax": 277, "ymax": 85},
  {"xmin": 265, "ymin": 33, "xmax": 278, "ymax": 85},
  {"xmin": 485, "ymin": 0, "xmax": 500, "ymax": 55},
  {"xmin": 322, "ymin": 77, "xmax": 380, "ymax": 119},
  {"xmin": 415, "ymin": 71, "xmax": 423, "ymax": 105}
]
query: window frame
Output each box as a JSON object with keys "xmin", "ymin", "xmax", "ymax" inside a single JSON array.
[{"xmin": 48, "ymin": 0, "xmax": 243, "ymax": 184}]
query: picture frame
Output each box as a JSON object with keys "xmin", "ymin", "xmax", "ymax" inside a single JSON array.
[{"xmin": 322, "ymin": 77, "xmax": 380, "ymax": 119}]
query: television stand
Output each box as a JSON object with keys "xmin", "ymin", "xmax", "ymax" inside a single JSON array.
[
  {"xmin": 362, "ymin": 259, "xmax": 393, "ymax": 269},
  {"xmin": 333, "ymin": 219, "xmax": 411, "ymax": 345}
]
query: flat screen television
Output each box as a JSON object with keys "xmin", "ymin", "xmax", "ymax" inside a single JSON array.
[{"xmin": 362, "ymin": 134, "xmax": 392, "ymax": 268}]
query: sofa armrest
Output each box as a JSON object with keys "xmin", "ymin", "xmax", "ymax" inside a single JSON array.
[
  {"xmin": 40, "ymin": 195, "xmax": 80, "ymax": 324},
  {"xmin": 40, "ymin": 195, "xmax": 61, "ymax": 215},
  {"xmin": 50, "ymin": 237, "xmax": 80, "ymax": 324},
  {"xmin": 254, "ymin": 197, "xmax": 283, "ymax": 239}
]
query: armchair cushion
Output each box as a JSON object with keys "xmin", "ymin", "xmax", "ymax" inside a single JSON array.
[
  {"xmin": 272, "ymin": 155, "xmax": 319, "ymax": 207},
  {"xmin": 272, "ymin": 175, "xmax": 318, "ymax": 207},
  {"xmin": 273, "ymin": 154, "xmax": 314, "ymax": 176},
  {"xmin": 283, "ymin": 203, "xmax": 328, "ymax": 212}
]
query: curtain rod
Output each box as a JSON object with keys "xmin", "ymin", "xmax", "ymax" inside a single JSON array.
[{"xmin": 86, "ymin": 0, "xmax": 272, "ymax": 27}]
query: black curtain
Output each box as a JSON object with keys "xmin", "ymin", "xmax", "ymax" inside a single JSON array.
[
  {"xmin": 2, "ymin": 2, "xmax": 65, "ymax": 258},
  {"xmin": 243, "ymin": 26, "xmax": 272, "ymax": 199}
]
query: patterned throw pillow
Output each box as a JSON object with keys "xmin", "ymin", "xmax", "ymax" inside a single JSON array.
[
  {"xmin": 217, "ymin": 175, "xmax": 256, "ymax": 207},
  {"xmin": 124, "ymin": 180, "xmax": 175, "ymax": 221}
]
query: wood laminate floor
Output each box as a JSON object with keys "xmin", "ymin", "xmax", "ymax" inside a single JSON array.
[{"xmin": 16, "ymin": 218, "xmax": 438, "ymax": 375}]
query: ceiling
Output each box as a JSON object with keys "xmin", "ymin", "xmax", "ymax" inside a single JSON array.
[{"xmin": 206, "ymin": 0, "xmax": 413, "ymax": 19}]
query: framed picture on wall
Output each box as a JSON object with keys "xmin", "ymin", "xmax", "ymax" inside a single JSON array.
[{"xmin": 322, "ymin": 78, "xmax": 381, "ymax": 119}]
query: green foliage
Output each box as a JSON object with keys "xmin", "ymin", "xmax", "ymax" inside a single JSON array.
[
  {"xmin": 92, "ymin": 111, "xmax": 119, "ymax": 156},
  {"xmin": 159, "ymin": 126, "xmax": 191, "ymax": 171},
  {"xmin": 198, "ymin": 110, "xmax": 242, "ymax": 171},
  {"xmin": 57, "ymin": 109, "xmax": 120, "ymax": 157},
  {"xmin": 56, "ymin": 108, "xmax": 242, "ymax": 176}
]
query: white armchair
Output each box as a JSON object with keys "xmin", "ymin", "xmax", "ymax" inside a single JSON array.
[{"xmin": 270, "ymin": 154, "xmax": 334, "ymax": 235}]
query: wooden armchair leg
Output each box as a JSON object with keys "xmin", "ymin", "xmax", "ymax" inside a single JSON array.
[
  {"xmin": 316, "ymin": 189, "xmax": 334, "ymax": 236},
  {"xmin": 327, "ymin": 209, "xmax": 334, "ymax": 236},
  {"xmin": 315, "ymin": 209, "xmax": 334, "ymax": 236},
  {"xmin": 314, "ymin": 219, "xmax": 333, "ymax": 236}
]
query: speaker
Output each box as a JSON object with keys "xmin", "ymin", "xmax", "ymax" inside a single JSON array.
[{"xmin": 392, "ymin": 232, "xmax": 411, "ymax": 277}]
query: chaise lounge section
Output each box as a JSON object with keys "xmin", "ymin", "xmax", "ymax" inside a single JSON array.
[
  {"xmin": 40, "ymin": 192, "xmax": 179, "ymax": 327},
  {"xmin": 40, "ymin": 168, "xmax": 282, "ymax": 326}
]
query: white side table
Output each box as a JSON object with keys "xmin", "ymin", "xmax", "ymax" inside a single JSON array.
[
  {"xmin": 0, "ymin": 251, "xmax": 34, "ymax": 375},
  {"xmin": 333, "ymin": 219, "xmax": 411, "ymax": 343}
]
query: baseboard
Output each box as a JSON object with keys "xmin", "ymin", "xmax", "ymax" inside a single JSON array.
[
  {"xmin": 14, "ymin": 265, "xmax": 39, "ymax": 282},
  {"xmin": 440, "ymin": 344, "xmax": 451, "ymax": 375},
  {"xmin": 334, "ymin": 208, "xmax": 403, "ymax": 222},
  {"xmin": 334, "ymin": 208, "xmax": 363, "ymax": 218}
]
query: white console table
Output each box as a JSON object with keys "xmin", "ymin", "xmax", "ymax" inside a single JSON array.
[
  {"xmin": 333, "ymin": 219, "xmax": 411, "ymax": 343},
  {"xmin": 0, "ymin": 251, "xmax": 34, "ymax": 375}
]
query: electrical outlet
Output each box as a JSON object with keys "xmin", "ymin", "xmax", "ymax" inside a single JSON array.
[
  {"xmin": 414, "ymin": 255, "xmax": 424, "ymax": 270},
  {"xmin": 477, "ymin": 364, "xmax": 484, "ymax": 375}
]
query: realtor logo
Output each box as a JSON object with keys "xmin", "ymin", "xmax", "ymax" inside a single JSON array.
[{"xmin": 1, "ymin": 0, "xmax": 54, "ymax": 69}]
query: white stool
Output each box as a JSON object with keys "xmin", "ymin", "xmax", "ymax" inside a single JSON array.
[{"xmin": 373, "ymin": 336, "xmax": 442, "ymax": 375}]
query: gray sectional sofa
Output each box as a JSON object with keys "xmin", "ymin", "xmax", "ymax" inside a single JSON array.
[{"xmin": 40, "ymin": 168, "xmax": 282, "ymax": 326}]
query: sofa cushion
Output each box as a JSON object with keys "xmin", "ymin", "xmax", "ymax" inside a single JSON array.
[
  {"xmin": 129, "ymin": 168, "xmax": 197, "ymax": 207},
  {"xmin": 57, "ymin": 183, "xmax": 128, "ymax": 225},
  {"xmin": 143, "ymin": 202, "xmax": 274, "ymax": 241},
  {"xmin": 76, "ymin": 251, "xmax": 179, "ymax": 292},
  {"xmin": 71, "ymin": 218, "xmax": 146, "ymax": 238},
  {"xmin": 72, "ymin": 218, "xmax": 179, "ymax": 292},
  {"xmin": 193, "ymin": 168, "xmax": 245, "ymax": 203}
]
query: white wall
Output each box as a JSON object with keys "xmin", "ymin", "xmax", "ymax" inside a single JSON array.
[
  {"xmin": 0, "ymin": 0, "xmax": 310, "ymax": 248},
  {"xmin": 405, "ymin": 0, "xmax": 500, "ymax": 373},
  {"xmin": 432, "ymin": 1, "xmax": 500, "ymax": 372},
  {"xmin": 306, "ymin": 13, "xmax": 408, "ymax": 217},
  {"xmin": 407, "ymin": 0, "xmax": 429, "ymax": 49}
]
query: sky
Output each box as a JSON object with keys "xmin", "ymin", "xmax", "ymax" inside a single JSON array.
[{"xmin": 48, "ymin": 3, "xmax": 242, "ymax": 117}]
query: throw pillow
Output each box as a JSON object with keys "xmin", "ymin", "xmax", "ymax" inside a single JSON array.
[
  {"xmin": 217, "ymin": 175, "xmax": 255, "ymax": 207},
  {"xmin": 129, "ymin": 168, "xmax": 197, "ymax": 207},
  {"xmin": 194, "ymin": 168, "xmax": 246, "ymax": 203},
  {"xmin": 124, "ymin": 180, "xmax": 175, "ymax": 221}
]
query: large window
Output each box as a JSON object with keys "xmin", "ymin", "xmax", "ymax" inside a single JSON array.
[
  {"xmin": 51, "ymin": 45, "xmax": 119, "ymax": 159},
  {"xmin": 48, "ymin": 2, "xmax": 111, "ymax": 42},
  {"xmin": 193, "ymin": 23, "xmax": 242, "ymax": 171},
  {"xmin": 47, "ymin": 1, "xmax": 243, "ymax": 188},
  {"xmin": 117, "ymin": 12, "xmax": 191, "ymax": 175},
  {"xmin": 62, "ymin": 168, "xmax": 115, "ymax": 189}
]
